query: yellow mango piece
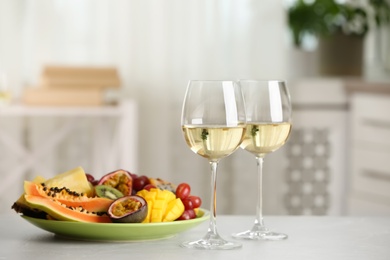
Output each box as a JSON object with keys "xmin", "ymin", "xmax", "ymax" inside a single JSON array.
[
  {"xmin": 151, "ymin": 208, "xmax": 164, "ymax": 222},
  {"xmin": 163, "ymin": 198, "xmax": 184, "ymax": 222},
  {"xmin": 156, "ymin": 189, "xmax": 176, "ymax": 202},
  {"xmin": 194, "ymin": 207, "xmax": 200, "ymax": 216},
  {"xmin": 142, "ymin": 199, "xmax": 153, "ymax": 223},
  {"xmin": 136, "ymin": 189, "xmax": 147, "ymax": 198},
  {"xmin": 144, "ymin": 191, "xmax": 157, "ymax": 201},
  {"xmin": 151, "ymin": 190, "xmax": 170, "ymax": 222},
  {"xmin": 137, "ymin": 189, "xmax": 159, "ymax": 223},
  {"xmin": 137, "ymin": 188, "xmax": 178, "ymax": 223}
]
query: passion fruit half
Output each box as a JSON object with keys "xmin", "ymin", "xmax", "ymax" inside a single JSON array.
[
  {"xmin": 108, "ymin": 195, "xmax": 147, "ymax": 223},
  {"xmin": 98, "ymin": 169, "xmax": 133, "ymax": 196}
]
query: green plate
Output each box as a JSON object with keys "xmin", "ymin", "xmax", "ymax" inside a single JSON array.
[{"xmin": 21, "ymin": 209, "xmax": 209, "ymax": 242}]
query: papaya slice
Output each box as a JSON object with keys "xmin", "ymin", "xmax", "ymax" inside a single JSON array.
[
  {"xmin": 11, "ymin": 176, "xmax": 48, "ymax": 218},
  {"xmin": 24, "ymin": 195, "xmax": 112, "ymax": 223},
  {"xmin": 24, "ymin": 181, "xmax": 113, "ymax": 213}
]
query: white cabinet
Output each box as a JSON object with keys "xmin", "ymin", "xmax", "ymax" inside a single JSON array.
[
  {"xmin": 348, "ymin": 92, "xmax": 390, "ymax": 215},
  {"xmin": 0, "ymin": 100, "xmax": 138, "ymax": 214},
  {"xmin": 278, "ymin": 79, "xmax": 349, "ymax": 215}
]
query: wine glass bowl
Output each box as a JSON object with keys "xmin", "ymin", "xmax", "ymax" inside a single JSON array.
[
  {"xmin": 181, "ymin": 80, "xmax": 246, "ymax": 249},
  {"xmin": 232, "ymin": 80, "xmax": 292, "ymax": 241}
]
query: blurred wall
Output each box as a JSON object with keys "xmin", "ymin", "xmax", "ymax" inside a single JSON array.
[
  {"xmin": 0, "ymin": 0, "xmax": 290, "ymax": 214},
  {"xmin": 0, "ymin": 0, "xmax": 388, "ymax": 215}
]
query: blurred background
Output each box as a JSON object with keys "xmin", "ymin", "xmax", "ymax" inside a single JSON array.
[{"xmin": 1, "ymin": 0, "xmax": 390, "ymax": 216}]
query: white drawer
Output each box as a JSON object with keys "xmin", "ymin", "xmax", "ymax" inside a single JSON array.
[
  {"xmin": 350, "ymin": 148, "xmax": 390, "ymax": 199},
  {"xmin": 348, "ymin": 192, "xmax": 390, "ymax": 216},
  {"xmin": 351, "ymin": 93, "xmax": 390, "ymax": 147}
]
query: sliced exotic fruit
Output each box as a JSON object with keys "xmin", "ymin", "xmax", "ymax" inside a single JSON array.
[
  {"xmin": 98, "ymin": 169, "xmax": 133, "ymax": 196},
  {"xmin": 149, "ymin": 178, "xmax": 177, "ymax": 193},
  {"xmin": 137, "ymin": 188, "xmax": 184, "ymax": 223},
  {"xmin": 44, "ymin": 166, "xmax": 94, "ymax": 197},
  {"xmin": 12, "ymin": 167, "xmax": 204, "ymax": 224},
  {"xmin": 95, "ymin": 185, "xmax": 124, "ymax": 200},
  {"xmin": 24, "ymin": 181, "xmax": 113, "ymax": 212},
  {"xmin": 24, "ymin": 195, "xmax": 112, "ymax": 223},
  {"xmin": 107, "ymin": 195, "xmax": 147, "ymax": 223},
  {"xmin": 163, "ymin": 198, "xmax": 185, "ymax": 222},
  {"xmin": 12, "ymin": 196, "xmax": 47, "ymax": 219},
  {"xmin": 12, "ymin": 175, "xmax": 49, "ymax": 219}
]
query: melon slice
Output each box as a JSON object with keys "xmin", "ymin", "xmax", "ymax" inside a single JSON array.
[{"xmin": 44, "ymin": 166, "xmax": 94, "ymax": 197}]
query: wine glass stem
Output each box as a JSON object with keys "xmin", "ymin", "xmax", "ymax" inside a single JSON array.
[
  {"xmin": 207, "ymin": 161, "xmax": 219, "ymax": 236},
  {"xmin": 255, "ymin": 156, "xmax": 265, "ymax": 229}
]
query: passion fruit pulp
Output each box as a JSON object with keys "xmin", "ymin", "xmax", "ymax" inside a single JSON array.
[
  {"xmin": 108, "ymin": 195, "xmax": 147, "ymax": 223},
  {"xmin": 98, "ymin": 169, "xmax": 133, "ymax": 196}
]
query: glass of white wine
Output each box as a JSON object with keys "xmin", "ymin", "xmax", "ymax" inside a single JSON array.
[
  {"xmin": 181, "ymin": 80, "xmax": 246, "ymax": 250},
  {"xmin": 232, "ymin": 80, "xmax": 292, "ymax": 240}
]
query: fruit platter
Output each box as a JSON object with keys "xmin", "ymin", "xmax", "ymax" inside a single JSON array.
[{"xmin": 12, "ymin": 166, "xmax": 208, "ymax": 241}]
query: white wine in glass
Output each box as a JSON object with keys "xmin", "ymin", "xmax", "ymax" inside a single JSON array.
[
  {"xmin": 232, "ymin": 80, "xmax": 292, "ymax": 240},
  {"xmin": 181, "ymin": 80, "xmax": 246, "ymax": 250}
]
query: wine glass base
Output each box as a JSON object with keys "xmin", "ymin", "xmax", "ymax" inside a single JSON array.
[
  {"xmin": 181, "ymin": 238, "xmax": 242, "ymax": 250},
  {"xmin": 232, "ymin": 230, "xmax": 288, "ymax": 241}
]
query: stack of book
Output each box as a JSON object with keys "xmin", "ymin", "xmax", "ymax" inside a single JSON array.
[{"xmin": 23, "ymin": 65, "xmax": 121, "ymax": 106}]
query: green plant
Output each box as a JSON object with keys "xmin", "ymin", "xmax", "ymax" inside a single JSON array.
[{"xmin": 288, "ymin": 0, "xmax": 390, "ymax": 48}]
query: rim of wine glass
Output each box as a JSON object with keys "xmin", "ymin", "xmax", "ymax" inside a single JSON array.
[
  {"xmin": 188, "ymin": 79, "xmax": 239, "ymax": 83},
  {"xmin": 238, "ymin": 79, "xmax": 287, "ymax": 83}
]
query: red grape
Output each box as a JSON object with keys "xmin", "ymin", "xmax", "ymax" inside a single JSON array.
[
  {"xmin": 143, "ymin": 184, "xmax": 156, "ymax": 191},
  {"xmin": 182, "ymin": 197, "xmax": 194, "ymax": 210},
  {"xmin": 188, "ymin": 195, "xmax": 202, "ymax": 208},
  {"xmin": 133, "ymin": 175, "xmax": 150, "ymax": 191},
  {"xmin": 178, "ymin": 209, "xmax": 196, "ymax": 220},
  {"xmin": 176, "ymin": 183, "xmax": 191, "ymax": 200}
]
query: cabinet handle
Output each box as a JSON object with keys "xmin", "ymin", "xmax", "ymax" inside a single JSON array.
[{"xmin": 362, "ymin": 169, "xmax": 390, "ymax": 182}]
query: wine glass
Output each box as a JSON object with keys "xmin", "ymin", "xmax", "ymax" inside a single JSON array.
[
  {"xmin": 181, "ymin": 80, "xmax": 246, "ymax": 250},
  {"xmin": 232, "ymin": 80, "xmax": 292, "ymax": 240}
]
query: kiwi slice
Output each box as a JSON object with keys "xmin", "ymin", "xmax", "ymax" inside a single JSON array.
[{"xmin": 95, "ymin": 185, "xmax": 124, "ymax": 200}]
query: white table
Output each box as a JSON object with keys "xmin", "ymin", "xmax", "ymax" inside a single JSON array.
[
  {"xmin": 0, "ymin": 100, "xmax": 138, "ymax": 193},
  {"xmin": 1, "ymin": 214, "xmax": 389, "ymax": 259}
]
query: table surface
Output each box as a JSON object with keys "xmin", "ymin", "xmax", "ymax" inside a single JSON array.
[{"xmin": 1, "ymin": 214, "xmax": 389, "ymax": 260}]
